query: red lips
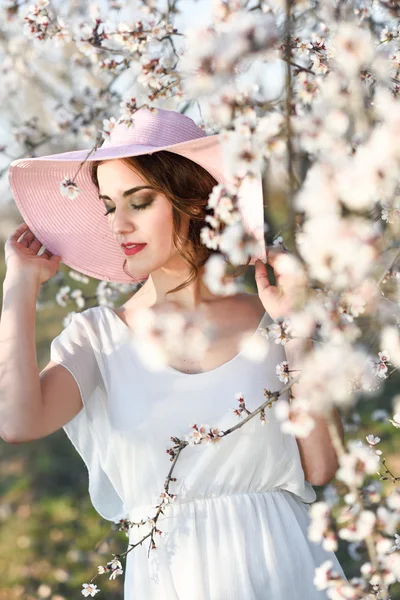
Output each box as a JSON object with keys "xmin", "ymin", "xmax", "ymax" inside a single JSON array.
[
  {"xmin": 121, "ymin": 242, "xmax": 146, "ymax": 247},
  {"xmin": 122, "ymin": 244, "xmax": 147, "ymax": 256}
]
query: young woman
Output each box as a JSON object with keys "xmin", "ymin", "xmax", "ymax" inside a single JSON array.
[{"xmin": 2, "ymin": 107, "xmax": 347, "ymax": 598}]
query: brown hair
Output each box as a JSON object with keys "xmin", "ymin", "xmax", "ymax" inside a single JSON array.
[{"xmin": 90, "ymin": 151, "xmax": 251, "ymax": 297}]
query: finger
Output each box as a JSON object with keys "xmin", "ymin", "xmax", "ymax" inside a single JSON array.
[
  {"xmin": 40, "ymin": 247, "xmax": 58, "ymax": 259},
  {"xmin": 41, "ymin": 249, "xmax": 52, "ymax": 259},
  {"xmin": 9, "ymin": 223, "xmax": 30, "ymax": 240},
  {"xmin": 254, "ymin": 259, "xmax": 272, "ymax": 293},
  {"xmin": 13, "ymin": 222, "xmax": 29, "ymax": 233},
  {"xmin": 28, "ymin": 237, "xmax": 43, "ymax": 252},
  {"xmin": 266, "ymin": 250, "xmax": 285, "ymax": 282},
  {"xmin": 19, "ymin": 230, "xmax": 36, "ymax": 247}
]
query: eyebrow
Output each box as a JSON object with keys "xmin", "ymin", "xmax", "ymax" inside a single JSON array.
[{"xmin": 99, "ymin": 186, "xmax": 155, "ymax": 202}]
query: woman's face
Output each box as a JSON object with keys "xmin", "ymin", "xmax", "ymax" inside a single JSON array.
[{"xmin": 97, "ymin": 159, "xmax": 190, "ymax": 279}]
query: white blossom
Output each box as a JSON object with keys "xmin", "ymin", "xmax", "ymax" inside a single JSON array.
[
  {"xmin": 330, "ymin": 23, "xmax": 375, "ymax": 75},
  {"xmin": 387, "ymin": 413, "xmax": 400, "ymax": 428},
  {"xmin": 376, "ymin": 506, "xmax": 399, "ymax": 537},
  {"xmin": 381, "ymin": 327, "xmax": 400, "ymax": 368},
  {"xmin": 71, "ymin": 289, "xmax": 85, "ymax": 310},
  {"xmin": 180, "ymin": 11, "xmax": 277, "ymax": 97},
  {"xmin": 336, "ymin": 440, "xmax": 380, "ymax": 487},
  {"xmin": 295, "ymin": 163, "xmax": 340, "ymax": 217},
  {"xmin": 81, "ymin": 582, "xmax": 100, "ymax": 597},
  {"xmin": 275, "ymin": 397, "xmax": 316, "ymax": 438},
  {"xmin": 219, "ymin": 221, "xmax": 261, "ymax": 265},
  {"xmin": 339, "ymin": 510, "xmax": 376, "ymax": 541},
  {"xmin": 56, "ymin": 286, "xmax": 70, "ymax": 308},
  {"xmin": 366, "ymin": 434, "xmax": 380, "ymax": 446},
  {"xmin": 102, "ymin": 117, "xmax": 118, "ymax": 139},
  {"xmin": 276, "ymin": 360, "xmax": 290, "ymax": 383},
  {"xmin": 295, "ymin": 342, "xmax": 369, "ymax": 410},
  {"xmin": 185, "ymin": 424, "xmax": 222, "ymax": 446},
  {"xmin": 386, "ymin": 488, "xmax": 400, "ymax": 512},
  {"xmin": 260, "ymin": 318, "xmax": 292, "ymax": 345},
  {"xmin": 203, "ymin": 253, "xmax": 238, "ymax": 296},
  {"xmin": 294, "ymin": 72, "xmax": 321, "ymax": 105},
  {"xmin": 69, "ymin": 271, "xmax": 90, "ymax": 284},
  {"xmin": 390, "ymin": 534, "xmax": 400, "ymax": 553},
  {"xmin": 308, "ymin": 501, "xmax": 330, "ymax": 543},
  {"xmin": 313, "ymin": 560, "xmax": 339, "ymax": 591},
  {"xmin": 219, "ymin": 120, "xmax": 263, "ymax": 179},
  {"xmin": 335, "ymin": 127, "xmax": 399, "ymax": 211},
  {"xmin": 60, "ymin": 178, "xmax": 81, "ymax": 200},
  {"xmin": 297, "ymin": 216, "xmax": 377, "ymax": 291}
]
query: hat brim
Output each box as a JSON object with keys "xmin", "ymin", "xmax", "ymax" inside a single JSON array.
[{"xmin": 8, "ymin": 135, "xmax": 266, "ymax": 284}]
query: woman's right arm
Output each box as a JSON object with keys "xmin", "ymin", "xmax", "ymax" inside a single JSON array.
[
  {"xmin": 0, "ymin": 270, "xmax": 83, "ymax": 443},
  {"xmin": 0, "ymin": 223, "xmax": 82, "ymax": 444}
]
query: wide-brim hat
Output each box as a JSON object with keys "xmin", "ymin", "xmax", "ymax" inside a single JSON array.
[{"xmin": 8, "ymin": 107, "xmax": 266, "ymax": 284}]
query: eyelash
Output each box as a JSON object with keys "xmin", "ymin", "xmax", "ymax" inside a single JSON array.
[{"xmin": 103, "ymin": 201, "xmax": 152, "ymax": 216}]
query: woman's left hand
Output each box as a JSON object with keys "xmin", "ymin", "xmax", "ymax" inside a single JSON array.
[{"xmin": 254, "ymin": 250, "xmax": 296, "ymax": 321}]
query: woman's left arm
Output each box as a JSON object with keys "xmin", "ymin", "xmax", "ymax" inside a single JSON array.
[
  {"xmin": 254, "ymin": 254, "xmax": 345, "ymax": 487},
  {"xmin": 284, "ymin": 336, "xmax": 345, "ymax": 487}
]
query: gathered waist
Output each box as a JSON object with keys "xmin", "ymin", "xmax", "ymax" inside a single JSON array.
[
  {"xmin": 170, "ymin": 488, "xmax": 288, "ymax": 505},
  {"xmin": 126, "ymin": 488, "xmax": 291, "ymax": 521}
]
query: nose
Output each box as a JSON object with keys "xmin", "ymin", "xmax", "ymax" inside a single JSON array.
[{"xmin": 110, "ymin": 207, "xmax": 137, "ymax": 240}]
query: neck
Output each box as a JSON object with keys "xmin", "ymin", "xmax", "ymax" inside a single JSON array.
[{"xmin": 133, "ymin": 262, "xmax": 235, "ymax": 312}]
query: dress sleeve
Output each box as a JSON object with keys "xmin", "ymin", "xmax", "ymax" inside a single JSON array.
[{"xmin": 50, "ymin": 310, "xmax": 125, "ymax": 523}]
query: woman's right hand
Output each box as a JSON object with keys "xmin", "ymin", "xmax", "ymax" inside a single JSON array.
[{"xmin": 4, "ymin": 223, "xmax": 62, "ymax": 287}]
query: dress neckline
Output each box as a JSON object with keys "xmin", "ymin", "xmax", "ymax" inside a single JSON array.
[{"xmin": 101, "ymin": 305, "xmax": 269, "ymax": 378}]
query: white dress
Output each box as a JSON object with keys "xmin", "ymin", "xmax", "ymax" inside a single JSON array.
[{"xmin": 50, "ymin": 305, "xmax": 347, "ymax": 599}]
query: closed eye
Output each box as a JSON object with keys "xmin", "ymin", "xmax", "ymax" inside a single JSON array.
[{"xmin": 103, "ymin": 201, "xmax": 152, "ymax": 216}]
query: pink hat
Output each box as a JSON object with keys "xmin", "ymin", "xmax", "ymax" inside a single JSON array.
[{"xmin": 8, "ymin": 107, "xmax": 266, "ymax": 283}]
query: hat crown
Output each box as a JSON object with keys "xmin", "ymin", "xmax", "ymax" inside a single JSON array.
[{"xmin": 102, "ymin": 107, "xmax": 206, "ymax": 149}]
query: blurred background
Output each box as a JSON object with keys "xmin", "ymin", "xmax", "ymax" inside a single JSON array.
[{"xmin": 0, "ymin": 0, "xmax": 399, "ymax": 598}]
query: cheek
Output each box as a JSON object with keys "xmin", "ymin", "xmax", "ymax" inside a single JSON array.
[{"xmin": 145, "ymin": 204, "xmax": 174, "ymax": 244}]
